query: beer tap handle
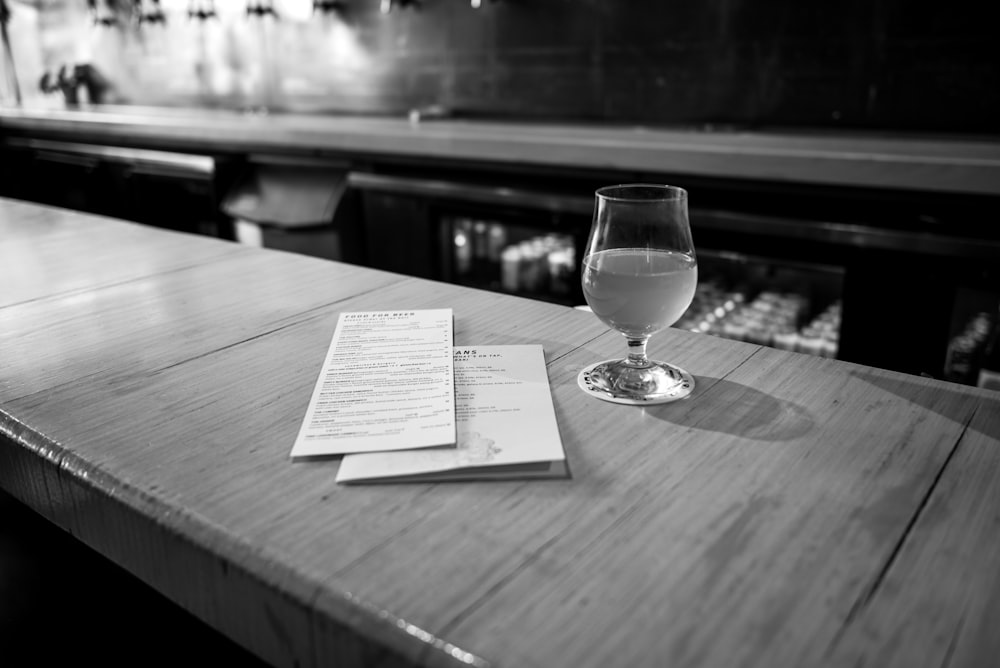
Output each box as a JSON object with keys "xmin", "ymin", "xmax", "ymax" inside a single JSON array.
[
  {"xmin": 187, "ymin": 0, "xmax": 216, "ymax": 20},
  {"xmin": 312, "ymin": 0, "xmax": 344, "ymax": 13},
  {"xmin": 137, "ymin": 0, "xmax": 166, "ymax": 25},
  {"xmin": 246, "ymin": 0, "xmax": 279, "ymax": 19},
  {"xmin": 381, "ymin": 0, "xmax": 419, "ymax": 14},
  {"xmin": 89, "ymin": 0, "xmax": 117, "ymax": 26}
]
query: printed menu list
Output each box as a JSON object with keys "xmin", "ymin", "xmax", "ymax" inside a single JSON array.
[
  {"xmin": 336, "ymin": 345, "xmax": 568, "ymax": 483},
  {"xmin": 290, "ymin": 309, "xmax": 455, "ymax": 458}
]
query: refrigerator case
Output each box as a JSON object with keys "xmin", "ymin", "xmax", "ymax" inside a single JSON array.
[
  {"xmin": 441, "ymin": 213, "xmax": 845, "ymax": 359},
  {"xmin": 356, "ymin": 172, "xmax": 998, "ymax": 380},
  {"xmin": 444, "ymin": 215, "xmax": 579, "ymax": 304},
  {"xmin": 675, "ymin": 250, "xmax": 844, "ymax": 359}
]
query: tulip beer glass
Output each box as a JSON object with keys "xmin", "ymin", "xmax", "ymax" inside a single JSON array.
[{"xmin": 579, "ymin": 185, "xmax": 697, "ymax": 404}]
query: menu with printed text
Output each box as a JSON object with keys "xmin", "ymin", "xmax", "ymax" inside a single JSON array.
[
  {"xmin": 290, "ymin": 309, "xmax": 455, "ymax": 458},
  {"xmin": 336, "ymin": 345, "xmax": 568, "ymax": 483}
]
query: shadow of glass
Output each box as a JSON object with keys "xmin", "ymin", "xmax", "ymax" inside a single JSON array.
[
  {"xmin": 849, "ymin": 369, "xmax": 1000, "ymax": 440},
  {"xmin": 646, "ymin": 375, "xmax": 815, "ymax": 442}
]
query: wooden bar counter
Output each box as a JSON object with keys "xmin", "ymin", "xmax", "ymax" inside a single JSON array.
[
  {"xmin": 2, "ymin": 196, "xmax": 999, "ymax": 668},
  {"xmin": 5, "ymin": 106, "xmax": 1000, "ymax": 195}
]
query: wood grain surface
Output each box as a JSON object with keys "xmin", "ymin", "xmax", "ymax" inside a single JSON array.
[
  {"xmin": 2, "ymin": 197, "xmax": 998, "ymax": 668},
  {"xmin": 3, "ymin": 107, "xmax": 1000, "ymax": 196}
]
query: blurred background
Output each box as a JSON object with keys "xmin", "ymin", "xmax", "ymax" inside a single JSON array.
[
  {"xmin": 1, "ymin": 0, "xmax": 997, "ymax": 133},
  {"xmin": 2, "ymin": 1, "xmax": 999, "ymax": 384}
]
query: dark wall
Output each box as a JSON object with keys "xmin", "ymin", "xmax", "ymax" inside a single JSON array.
[
  {"xmin": 324, "ymin": 0, "xmax": 997, "ymax": 134},
  {"xmin": 14, "ymin": 0, "xmax": 997, "ymax": 134}
]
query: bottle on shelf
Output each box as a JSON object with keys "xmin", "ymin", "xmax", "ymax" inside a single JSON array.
[
  {"xmin": 452, "ymin": 218, "xmax": 473, "ymax": 278},
  {"xmin": 673, "ymin": 279, "xmax": 842, "ymax": 360},
  {"xmin": 945, "ymin": 310, "xmax": 996, "ymax": 385},
  {"xmin": 500, "ymin": 244, "xmax": 521, "ymax": 292},
  {"xmin": 975, "ymin": 306, "xmax": 1000, "ymax": 391}
]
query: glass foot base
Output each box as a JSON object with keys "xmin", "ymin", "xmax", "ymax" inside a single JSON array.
[{"xmin": 577, "ymin": 359, "xmax": 695, "ymax": 405}]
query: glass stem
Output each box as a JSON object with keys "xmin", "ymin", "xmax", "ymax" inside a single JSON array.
[{"xmin": 625, "ymin": 337, "xmax": 651, "ymax": 368}]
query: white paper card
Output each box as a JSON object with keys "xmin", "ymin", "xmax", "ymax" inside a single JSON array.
[
  {"xmin": 290, "ymin": 309, "xmax": 455, "ymax": 458},
  {"xmin": 336, "ymin": 345, "xmax": 567, "ymax": 483}
]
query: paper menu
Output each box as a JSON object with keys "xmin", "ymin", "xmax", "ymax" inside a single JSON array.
[
  {"xmin": 290, "ymin": 309, "xmax": 455, "ymax": 458},
  {"xmin": 336, "ymin": 345, "xmax": 568, "ymax": 483}
]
